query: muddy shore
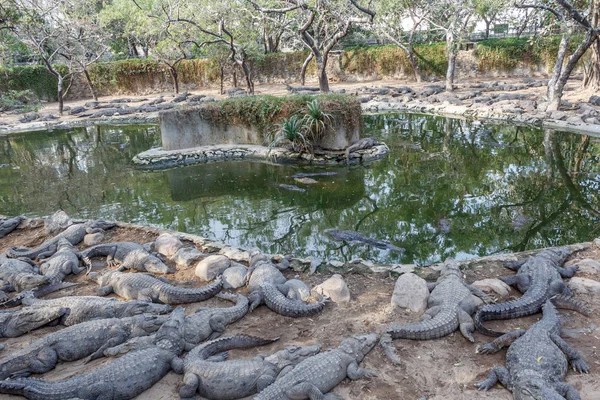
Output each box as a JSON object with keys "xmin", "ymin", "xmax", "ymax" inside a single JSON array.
[{"xmin": 0, "ymin": 218, "xmax": 599, "ymax": 399}]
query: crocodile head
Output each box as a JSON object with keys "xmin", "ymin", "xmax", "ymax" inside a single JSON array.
[
  {"xmin": 539, "ymin": 247, "xmax": 571, "ymax": 266},
  {"xmin": 338, "ymin": 333, "xmax": 378, "ymax": 362},
  {"xmin": 89, "ymin": 220, "xmax": 116, "ymax": 230},
  {"xmin": 155, "ymin": 307, "xmax": 186, "ymax": 355},
  {"xmin": 439, "ymin": 258, "xmax": 461, "ymax": 278},
  {"xmin": 264, "ymin": 344, "xmax": 322, "ymax": 369},
  {"xmin": 55, "ymin": 238, "xmax": 74, "ymax": 252},
  {"xmin": 4, "ymin": 306, "xmax": 68, "ymax": 337},
  {"xmin": 142, "ymin": 255, "xmax": 171, "ymax": 274},
  {"xmin": 116, "ymin": 300, "xmax": 172, "ymax": 318},
  {"xmin": 87, "ymin": 270, "xmax": 115, "ymax": 286},
  {"xmin": 14, "ymin": 273, "xmax": 48, "ymax": 291},
  {"xmin": 129, "ymin": 314, "xmax": 169, "ymax": 336},
  {"xmin": 513, "ymin": 373, "xmax": 560, "ymax": 400}
]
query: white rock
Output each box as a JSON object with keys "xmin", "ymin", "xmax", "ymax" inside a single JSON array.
[
  {"xmin": 567, "ymin": 277, "xmax": 600, "ymax": 295},
  {"xmin": 285, "ymin": 279, "xmax": 311, "ymax": 301},
  {"xmin": 154, "ymin": 233, "xmax": 184, "ymax": 259},
  {"xmin": 328, "ymin": 260, "xmax": 345, "ymax": 268},
  {"xmin": 45, "ymin": 210, "xmax": 72, "ymax": 235},
  {"xmin": 472, "ymin": 279, "xmax": 511, "ymax": 298},
  {"xmin": 195, "ymin": 255, "xmax": 231, "ymax": 281},
  {"xmin": 222, "ymin": 264, "xmax": 248, "ymax": 289},
  {"xmin": 83, "ymin": 232, "xmax": 105, "ymax": 246},
  {"xmin": 247, "ymin": 264, "xmax": 287, "ymax": 292},
  {"xmin": 312, "ymin": 274, "xmax": 350, "ymax": 303},
  {"xmin": 390, "ymin": 273, "xmax": 429, "ymax": 313},
  {"xmin": 172, "ymin": 247, "xmax": 205, "ymax": 269},
  {"xmin": 219, "ymin": 246, "xmax": 250, "ymax": 263},
  {"xmin": 573, "ymin": 259, "xmax": 600, "ymax": 274}
]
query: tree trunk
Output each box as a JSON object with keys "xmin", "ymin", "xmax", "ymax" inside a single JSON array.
[
  {"xmin": 240, "ymin": 60, "xmax": 254, "ymax": 95},
  {"xmin": 445, "ymin": 32, "xmax": 456, "ymax": 92},
  {"xmin": 407, "ymin": 47, "xmax": 422, "ymax": 83},
  {"xmin": 57, "ymin": 75, "xmax": 64, "ymax": 116},
  {"xmin": 546, "ymin": 32, "xmax": 569, "ymax": 110},
  {"xmin": 316, "ymin": 54, "xmax": 329, "ymax": 93},
  {"xmin": 168, "ymin": 66, "xmax": 179, "ymax": 94},
  {"xmin": 220, "ymin": 66, "xmax": 224, "ymax": 94},
  {"xmin": 300, "ymin": 53, "xmax": 313, "ymax": 85},
  {"xmin": 83, "ymin": 68, "xmax": 98, "ymax": 101},
  {"xmin": 583, "ymin": 3, "xmax": 600, "ymax": 90},
  {"xmin": 484, "ymin": 19, "xmax": 491, "ymax": 40}
]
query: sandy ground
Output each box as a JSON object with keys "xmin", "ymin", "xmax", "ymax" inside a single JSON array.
[
  {"xmin": 0, "ymin": 223, "xmax": 599, "ymax": 400},
  {"xmin": 1, "ymin": 74, "xmax": 598, "ymax": 130}
]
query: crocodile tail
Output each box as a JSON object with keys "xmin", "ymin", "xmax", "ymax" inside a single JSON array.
[
  {"xmin": 0, "ymin": 379, "xmax": 26, "ymax": 395},
  {"xmin": 187, "ymin": 335, "xmax": 278, "ymax": 361},
  {"xmin": 385, "ymin": 309, "xmax": 460, "ymax": 341},
  {"xmin": 167, "ymin": 276, "xmax": 223, "ymax": 304},
  {"xmin": 473, "ymin": 309, "xmax": 504, "ymax": 337},
  {"xmin": 379, "ymin": 333, "xmax": 402, "ymax": 365},
  {"xmin": 551, "ymin": 294, "xmax": 591, "ymax": 316}
]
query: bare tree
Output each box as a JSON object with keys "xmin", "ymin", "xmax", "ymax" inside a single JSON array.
[
  {"xmin": 516, "ymin": 0, "xmax": 600, "ymax": 110},
  {"xmin": 583, "ymin": 0, "xmax": 600, "ymax": 90},
  {"xmin": 247, "ymin": 0, "xmax": 375, "ymax": 92}
]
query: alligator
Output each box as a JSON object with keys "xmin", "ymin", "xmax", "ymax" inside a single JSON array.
[
  {"xmin": 474, "ymin": 247, "xmax": 589, "ymax": 336},
  {"xmin": 82, "ymin": 241, "xmax": 172, "ymax": 274},
  {"xmin": 278, "ymin": 184, "xmax": 306, "ymax": 193},
  {"xmin": 345, "ymin": 137, "xmax": 381, "ymax": 164},
  {"xmin": 0, "ymin": 306, "xmax": 68, "ymax": 338},
  {"xmin": 101, "ymin": 293, "xmax": 249, "ymax": 355},
  {"xmin": 38, "ymin": 238, "xmax": 84, "ymax": 283},
  {"xmin": 0, "ymin": 216, "xmax": 23, "ymax": 238},
  {"xmin": 0, "ymin": 255, "xmax": 48, "ymax": 302},
  {"xmin": 88, "ymin": 269, "xmax": 222, "ymax": 304},
  {"xmin": 254, "ymin": 333, "xmax": 377, "ymax": 400},
  {"xmin": 0, "ymin": 307, "xmax": 187, "ymax": 400},
  {"xmin": 7, "ymin": 219, "xmax": 115, "ymax": 259},
  {"xmin": 380, "ymin": 259, "xmax": 493, "ymax": 364},
  {"xmin": 21, "ymin": 294, "xmax": 172, "ymax": 326},
  {"xmin": 291, "ymin": 172, "xmax": 338, "ymax": 179},
  {"xmin": 323, "ymin": 228, "xmax": 404, "ymax": 252},
  {"xmin": 0, "ymin": 313, "xmax": 167, "ymax": 379},
  {"xmin": 475, "ymin": 299, "xmax": 589, "ymax": 399},
  {"xmin": 180, "ymin": 335, "xmax": 321, "ymax": 400},
  {"xmin": 249, "ymin": 282, "xmax": 328, "ymax": 318}
]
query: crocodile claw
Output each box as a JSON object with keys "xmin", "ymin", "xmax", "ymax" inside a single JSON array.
[
  {"xmin": 571, "ymin": 359, "xmax": 589, "ymax": 374},
  {"xmin": 474, "ymin": 379, "xmax": 493, "ymax": 391},
  {"xmin": 476, "ymin": 343, "xmax": 497, "ymax": 354}
]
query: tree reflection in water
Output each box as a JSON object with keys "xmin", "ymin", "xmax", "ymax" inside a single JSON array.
[{"xmin": 1, "ymin": 114, "xmax": 599, "ymax": 265}]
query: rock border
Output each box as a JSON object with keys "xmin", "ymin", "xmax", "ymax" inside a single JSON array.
[{"xmin": 132, "ymin": 142, "xmax": 390, "ymax": 169}]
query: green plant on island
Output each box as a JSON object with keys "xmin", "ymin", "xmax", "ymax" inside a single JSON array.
[
  {"xmin": 0, "ymin": 89, "xmax": 42, "ymax": 113},
  {"xmin": 302, "ymin": 98, "xmax": 333, "ymax": 143}
]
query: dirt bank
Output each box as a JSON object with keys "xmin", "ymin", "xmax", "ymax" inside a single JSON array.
[{"xmin": 0, "ymin": 220, "xmax": 599, "ymax": 400}]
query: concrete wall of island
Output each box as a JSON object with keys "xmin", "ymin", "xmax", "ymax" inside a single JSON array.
[{"xmin": 159, "ymin": 95, "xmax": 362, "ymax": 151}]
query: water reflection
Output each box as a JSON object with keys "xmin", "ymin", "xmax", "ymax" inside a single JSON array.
[{"xmin": 1, "ymin": 114, "xmax": 599, "ymax": 265}]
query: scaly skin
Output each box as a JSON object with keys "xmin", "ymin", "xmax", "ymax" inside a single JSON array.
[
  {"xmin": 182, "ymin": 336, "xmax": 320, "ymax": 400},
  {"xmin": 0, "ymin": 216, "xmax": 23, "ymax": 238},
  {"xmin": 21, "ymin": 295, "xmax": 172, "ymax": 326},
  {"xmin": 249, "ymin": 282, "xmax": 327, "ymax": 318},
  {"xmin": 474, "ymin": 248, "xmax": 587, "ymax": 336},
  {"xmin": 0, "ymin": 307, "xmax": 187, "ymax": 400},
  {"xmin": 475, "ymin": 300, "xmax": 589, "ymax": 400},
  {"xmin": 323, "ymin": 228, "xmax": 403, "ymax": 251},
  {"xmin": 88, "ymin": 269, "xmax": 222, "ymax": 304},
  {"xmin": 39, "ymin": 238, "xmax": 84, "ymax": 283},
  {"xmin": 181, "ymin": 336, "xmax": 321, "ymax": 400},
  {"xmin": 254, "ymin": 334, "xmax": 378, "ymax": 400},
  {"xmin": 7, "ymin": 220, "xmax": 115, "ymax": 259},
  {"xmin": 380, "ymin": 259, "xmax": 492, "ymax": 364},
  {"xmin": 0, "ymin": 306, "xmax": 68, "ymax": 338},
  {"xmin": 0, "ymin": 314, "xmax": 167, "ymax": 380},
  {"xmin": 0, "ymin": 255, "xmax": 48, "ymax": 297},
  {"xmin": 82, "ymin": 241, "xmax": 171, "ymax": 274}
]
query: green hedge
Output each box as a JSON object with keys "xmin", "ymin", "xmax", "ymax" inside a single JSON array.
[{"xmin": 0, "ymin": 64, "xmax": 68, "ymax": 101}]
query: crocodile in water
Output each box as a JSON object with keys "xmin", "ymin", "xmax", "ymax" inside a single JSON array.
[{"xmin": 323, "ymin": 228, "xmax": 404, "ymax": 252}]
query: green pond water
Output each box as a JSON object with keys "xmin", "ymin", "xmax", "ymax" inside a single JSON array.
[{"xmin": 1, "ymin": 113, "xmax": 599, "ymax": 265}]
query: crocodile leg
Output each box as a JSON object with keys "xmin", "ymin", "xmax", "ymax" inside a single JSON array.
[
  {"xmin": 67, "ymin": 260, "xmax": 85, "ymax": 275},
  {"xmin": 549, "ymin": 279, "xmax": 573, "ymax": 297},
  {"xmin": 207, "ymin": 315, "xmax": 227, "ymax": 340},
  {"xmin": 137, "ymin": 288, "xmax": 154, "ymax": 302},
  {"xmin": 556, "ymin": 265, "xmax": 578, "ymax": 278},
  {"xmin": 96, "ymin": 285, "xmax": 114, "ymax": 296},
  {"xmin": 500, "ymin": 274, "xmax": 530, "ymax": 289},
  {"xmin": 549, "ymin": 334, "xmax": 589, "ymax": 373},
  {"xmin": 286, "ymin": 382, "xmax": 340, "ymax": 400},
  {"xmin": 179, "ymin": 373, "xmax": 200, "ymax": 399},
  {"xmin": 85, "ymin": 329, "xmax": 129, "ymax": 363},
  {"xmin": 504, "ymin": 259, "xmax": 526, "ymax": 271},
  {"xmin": 555, "ymin": 383, "xmax": 583, "ymax": 400},
  {"xmin": 551, "ymin": 294, "xmax": 591, "ymax": 316},
  {"xmin": 457, "ymin": 308, "xmax": 475, "ymax": 342},
  {"xmin": 249, "ymin": 291, "xmax": 264, "ymax": 312},
  {"xmin": 467, "ymin": 285, "xmax": 494, "ymax": 303},
  {"xmin": 426, "ymin": 282, "xmax": 437, "ymax": 291},
  {"xmin": 27, "ymin": 347, "xmax": 59, "ymax": 375},
  {"xmin": 477, "ymin": 330, "xmax": 526, "ymax": 354},
  {"xmin": 419, "ymin": 305, "xmax": 441, "ymax": 321},
  {"xmin": 347, "ymin": 361, "xmax": 376, "ymax": 379},
  {"xmin": 474, "ymin": 366, "xmax": 511, "ymax": 391},
  {"xmin": 256, "ymin": 373, "xmax": 277, "ymax": 392}
]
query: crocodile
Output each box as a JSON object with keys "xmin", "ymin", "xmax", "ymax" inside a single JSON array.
[
  {"xmin": 82, "ymin": 241, "xmax": 172, "ymax": 274},
  {"xmin": 0, "ymin": 216, "xmax": 23, "ymax": 238},
  {"xmin": 180, "ymin": 335, "xmax": 321, "ymax": 400},
  {"xmin": 345, "ymin": 137, "xmax": 381, "ymax": 164},
  {"xmin": 38, "ymin": 238, "xmax": 84, "ymax": 283},
  {"xmin": 0, "ymin": 313, "xmax": 167, "ymax": 379},
  {"xmin": 88, "ymin": 269, "xmax": 222, "ymax": 304},
  {"xmin": 7, "ymin": 219, "xmax": 115, "ymax": 259},
  {"xmin": 0, "ymin": 307, "xmax": 187, "ymax": 400},
  {"xmin": 249, "ymin": 282, "xmax": 328, "ymax": 318},
  {"xmin": 474, "ymin": 247, "xmax": 589, "ymax": 337},
  {"xmin": 0, "ymin": 255, "xmax": 48, "ymax": 302},
  {"xmin": 101, "ymin": 293, "xmax": 249, "ymax": 355},
  {"xmin": 475, "ymin": 299, "xmax": 589, "ymax": 399},
  {"xmin": 21, "ymin": 294, "xmax": 172, "ymax": 326},
  {"xmin": 254, "ymin": 333, "xmax": 377, "ymax": 400},
  {"xmin": 0, "ymin": 306, "xmax": 68, "ymax": 338},
  {"xmin": 323, "ymin": 228, "xmax": 404, "ymax": 252},
  {"xmin": 380, "ymin": 259, "xmax": 493, "ymax": 364}
]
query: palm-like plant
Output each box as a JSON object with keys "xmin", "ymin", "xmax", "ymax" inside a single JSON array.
[
  {"xmin": 267, "ymin": 114, "xmax": 311, "ymax": 154},
  {"xmin": 302, "ymin": 99, "xmax": 332, "ymax": 142}
]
